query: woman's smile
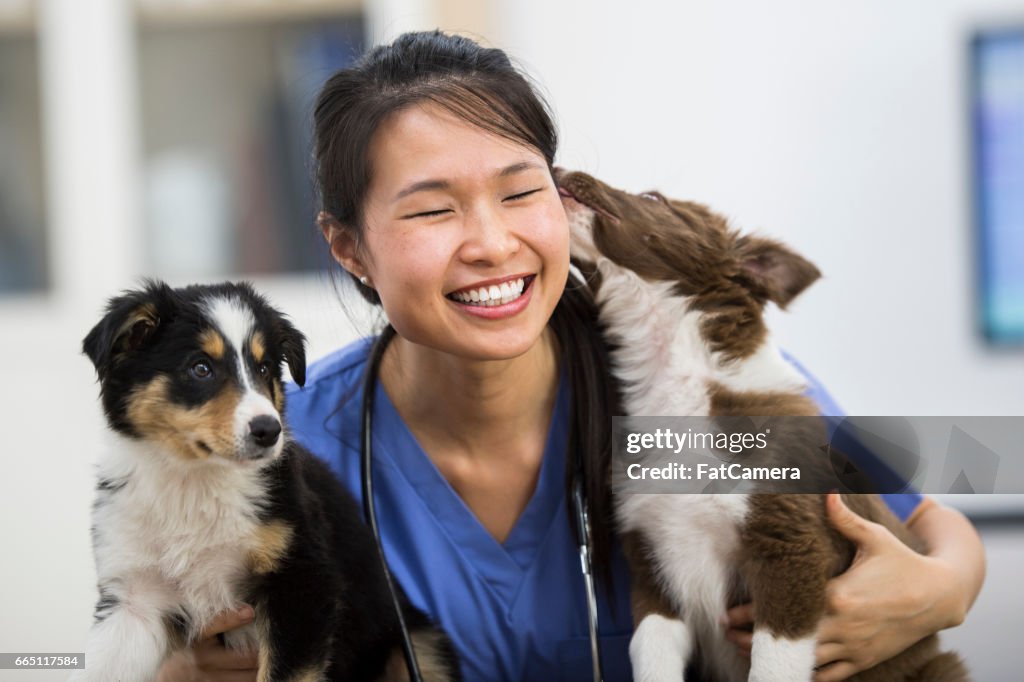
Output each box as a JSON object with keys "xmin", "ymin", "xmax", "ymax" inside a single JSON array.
[{"xmin": 445, "ymin": 274, "xmax": 537, "ymax": 319}]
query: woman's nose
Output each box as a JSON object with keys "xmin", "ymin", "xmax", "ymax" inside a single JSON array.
[{"xmin": 458, "ymin": 204, "xmax": 521, "ymax": 264}]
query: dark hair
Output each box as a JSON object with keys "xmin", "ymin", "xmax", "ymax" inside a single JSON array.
[{"xmin": 311, "ymin": 30, "xmax": 620, "ymax": 589}]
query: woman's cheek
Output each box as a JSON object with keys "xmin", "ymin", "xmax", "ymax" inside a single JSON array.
[{"xmin": 535, "ymin": 203, "xmax": 571, "ymax": 264}]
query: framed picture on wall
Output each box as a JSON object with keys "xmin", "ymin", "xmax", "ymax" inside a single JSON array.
[{"xmin": 970, "ymin": 28, "xmax": 1024, "ymax": 344}]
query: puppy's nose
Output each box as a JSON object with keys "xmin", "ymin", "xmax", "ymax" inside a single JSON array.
[{"xmin": 248, "ymin": 415, "xmax": 282, "ymax": 448}]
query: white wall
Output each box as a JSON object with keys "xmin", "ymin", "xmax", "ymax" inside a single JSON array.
[{"xmin": 496, "ymin": 0, "xmax": 1024, "ymax": 417}]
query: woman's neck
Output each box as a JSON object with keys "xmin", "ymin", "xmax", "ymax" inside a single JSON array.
[{"xmin": 378, "ymin": 327, "xmax": 561, "ymax": 461}]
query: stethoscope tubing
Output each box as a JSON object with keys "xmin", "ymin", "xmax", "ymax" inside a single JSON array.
[{"xmin": 360, "ymin": 326, "xmax": 424, "ymax": 682}]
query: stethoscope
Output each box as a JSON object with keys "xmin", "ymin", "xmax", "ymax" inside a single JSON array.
[{"xmin": 359, "ymin": 324, "xmax": 604, "ymax": 682}]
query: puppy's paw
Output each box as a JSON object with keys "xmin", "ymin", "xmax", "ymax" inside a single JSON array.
[
  {"xmin": 630, "ymin": 613, "xmax": 691, "ymax": 682},
  {"xmin": 748, "ymin": 629, "xmax": 816, "ymax": 682}
]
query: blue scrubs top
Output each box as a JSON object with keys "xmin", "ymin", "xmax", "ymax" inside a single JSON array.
[{"xmin": 285, "ymin": 338, "xmax": 922, "ymax": 682}]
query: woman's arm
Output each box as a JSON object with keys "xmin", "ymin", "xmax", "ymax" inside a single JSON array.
[
  {"xmin": 904, "ymin": 496, "xmax": 986, "ymax": 622},
  {"xmin": 724, "ymin": 494, "xmax": 986, "ymax": 682}
]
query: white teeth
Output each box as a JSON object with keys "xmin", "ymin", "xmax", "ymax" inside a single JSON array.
[{"xmin": 449, "ymin": 278, "xmax": 530, "ymax": 307}]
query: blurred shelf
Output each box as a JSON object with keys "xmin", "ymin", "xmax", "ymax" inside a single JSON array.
[
  {"xmin": 936, "ymin": 494, "xmax": 1024, "ymax": 523},
  {"xmin": 0, "ymin": 1, "xmax": 33, "ymax": 36},
  {"xmin": 136, "ymin": 0, "xmax": 362, "ymax": 27}
]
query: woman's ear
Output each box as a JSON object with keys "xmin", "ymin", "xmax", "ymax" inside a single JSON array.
[{"xmin": 317, "ymin": 211, "xmax": 368, "ymax": 278}]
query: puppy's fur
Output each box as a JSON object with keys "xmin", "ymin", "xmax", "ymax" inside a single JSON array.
[
  {"xmin": 557, "ymin": 170, "xmax": 968, "ymax": 682},
  {"xmin": 77, "ymin": 281, "xmax": 459, "ymax": 682}
]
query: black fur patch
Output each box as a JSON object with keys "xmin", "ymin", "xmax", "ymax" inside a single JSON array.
[{"xmin": 93, "ymin": 587, "xmax": 118, "ymax": 623}]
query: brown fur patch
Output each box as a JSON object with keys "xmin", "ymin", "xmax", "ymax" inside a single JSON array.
[
  {"xmin": 708, "ymin": 382, "xmax": 820, "ymax": 417},
  {"xmin": 251, "ymin": 331, "xmax": 266, "ymax": 364},
  {"xmin": 740, "ymin": 494, "xmax": 838, "ymax": 638},
  {"xmin": 199, "ymin": 328, "xmax": 225, "ymax": 360},
  {"xmin": 379, "ymin": 628, "xmax": 454, "ymax": 682},
  {"xmin": 126, "ymin": 376, "xmax": 241, "ymax": 460},
  {"xmin": 249, "ymin": 521, "xmax": 293, "ymax": 575},
  {"xmin": 621, "ymin": 530, "xmax": 679, "ymax": 626}
]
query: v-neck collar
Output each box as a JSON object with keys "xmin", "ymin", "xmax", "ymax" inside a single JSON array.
[{"xmin": 372, "ymin": 364, "xmax": 569, "ymax": 604}]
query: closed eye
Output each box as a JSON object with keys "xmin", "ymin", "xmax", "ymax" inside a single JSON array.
[
  {"xmin": 402, "ymin": 188, "xmax": 544, "ymax": 218},
  {"xmin": 504, "ymin": 188, "xmax": 543, "ymax": 202},
  {"xmin": 404, "ymin": 208, "xmax": 452, "ymax": 219}
]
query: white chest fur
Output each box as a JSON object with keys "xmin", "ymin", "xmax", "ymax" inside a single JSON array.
[
  {"xmin": 91, "ymin": 435, "xmax": 269, "ymax": 637},
  {"xmin": 618, "ymin": 494, "xmax": 752, "ymax": 681}
]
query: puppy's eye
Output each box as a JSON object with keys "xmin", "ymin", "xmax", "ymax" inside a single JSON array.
[
  {"xmin": 258, "ymin": 362, "xmax": 271, "ymax": 379},
  {"xmin": 640, "ymin": 192, "xmax": 661, "ymax": 202},
  {"xmin": 189, "ymin": 361, "xmax": 213, "ymax": 380}
]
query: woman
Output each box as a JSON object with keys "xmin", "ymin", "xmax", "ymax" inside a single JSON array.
[{"xmin": 160, "ymin": 30, "xmax": 985, "ymax": 682}]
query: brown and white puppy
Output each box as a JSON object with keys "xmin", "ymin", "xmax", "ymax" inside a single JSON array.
[{"xmin": 556, "ymin": 170, "xmax": 967, "ymax": 682}]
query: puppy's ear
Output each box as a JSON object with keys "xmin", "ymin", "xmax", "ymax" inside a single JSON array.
[
  {"xmin": 83, "ymin": 281, "xmax": 170, "ymax": 378},
  {"xmin": 734, "ymin": 236, "xmax": 821, "ymax": 309},
  {"xmin": 277, "ymin": 317, "xmax": 307, "ymax": 387}
]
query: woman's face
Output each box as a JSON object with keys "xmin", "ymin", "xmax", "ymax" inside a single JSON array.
[{"xmin": 349, "ymin": 103, "xmax": 569, "ymax": 361}]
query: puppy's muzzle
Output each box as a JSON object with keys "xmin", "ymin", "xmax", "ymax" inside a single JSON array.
[{"xmin": 248, "ymin": 415, "xmax": 282, "ymax": 449}]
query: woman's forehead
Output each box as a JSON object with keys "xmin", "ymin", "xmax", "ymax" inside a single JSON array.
[{"xmin": 367, "ymin": 103, "xmax": 547, "ymax": 198}]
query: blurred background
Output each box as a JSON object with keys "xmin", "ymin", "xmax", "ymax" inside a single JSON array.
[{"xmin": 0, "ymin": 0, "xmax": 1021, "ymax": 679}]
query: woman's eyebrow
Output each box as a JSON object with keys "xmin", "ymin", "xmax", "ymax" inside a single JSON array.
[
  {"xmin": 391, "ymin": 161, "xmax": 544, "ymax": 203},
  {"xmin": 498, "ymin": 161, "xmax": 543, "ymax": 177}
]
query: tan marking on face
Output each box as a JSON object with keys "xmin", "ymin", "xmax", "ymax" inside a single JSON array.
[
  {"xmin": 249, "ymin": 520, "xmax": 293, "ymax": 575},
  {"xmin": 251, "ymin": 331, "xmax": 266, "ymax": 364},
  {"xmin": 200, "ymin": 329, "xmax": 225, "ymax": 360},
  {"xmin": 272, "ymin": 378, "xmax": 284, "ymax": 413},
  {"xmin": 126, "ymin": 376, "xmax": 242, "ymax": 460}
]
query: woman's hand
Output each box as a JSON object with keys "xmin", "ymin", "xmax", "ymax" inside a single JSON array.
[
  {"xmin": 156, "ymin": 605, "xmax": 259, "ymax": 682},
  {"xmin": 724, "ymin": 494, "xmax": 983, "ymax": 682},
  {"xmin": 809, "ymin": 494, "xmax": 969, "ymax": 681}
]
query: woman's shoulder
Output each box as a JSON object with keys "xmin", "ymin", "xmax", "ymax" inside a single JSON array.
[
  {"xmin": 283, "ymin": 335, "xmax": 376, "ymax": 452},
  {"xmin": 300, "ymin": 335, "xmax": 376, "ymax": 389}
]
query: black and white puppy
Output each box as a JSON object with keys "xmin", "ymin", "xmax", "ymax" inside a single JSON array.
[{"xmin": 77, "ymin": 281, "xmax": 459, "ymax": 682}]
